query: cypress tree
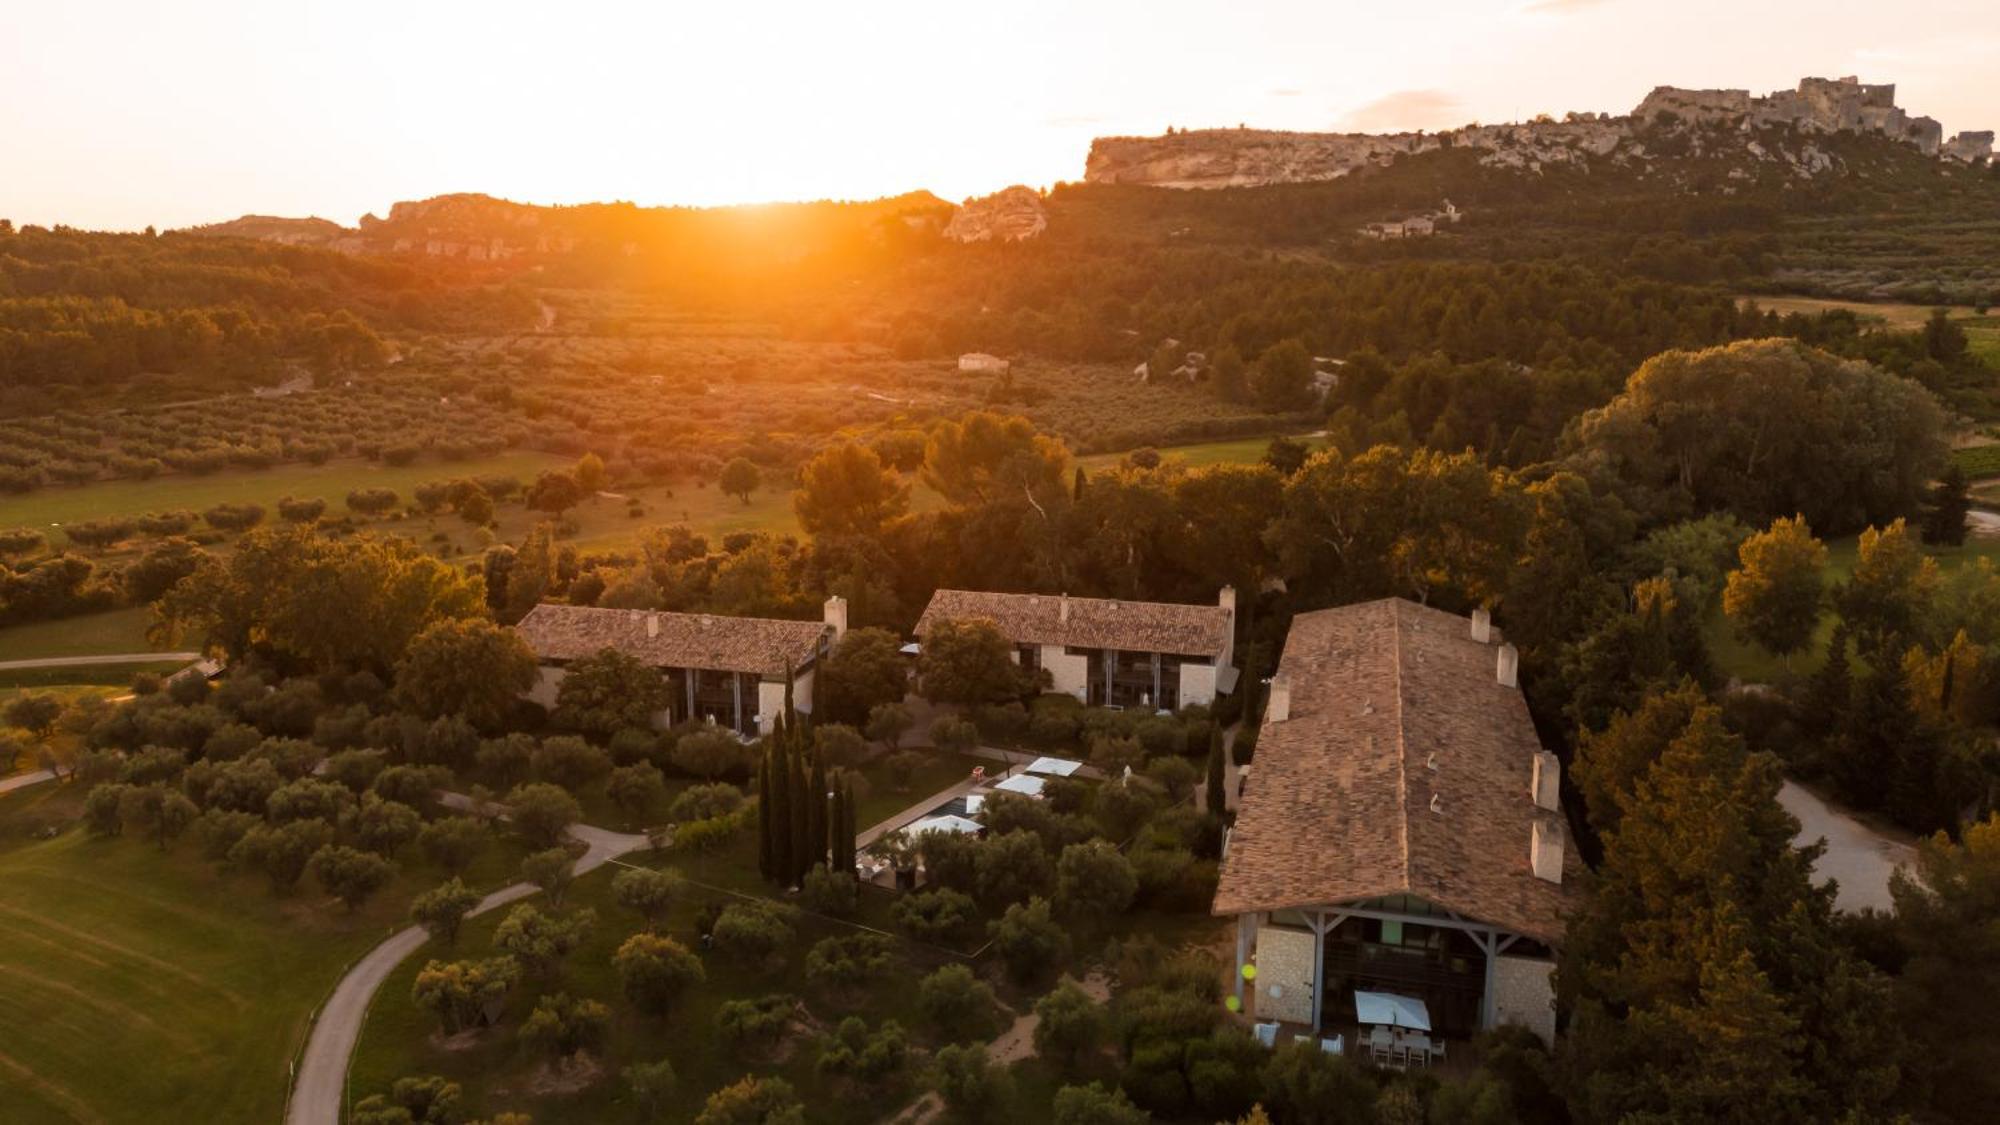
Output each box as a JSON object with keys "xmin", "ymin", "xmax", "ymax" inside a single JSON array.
[
  {"xmin": 1205, "ymin": 726, "xmax": 1228, "ymax": 817},
  {"xmin": 807, "ymin": 750, "xmax": 828, "ymax": 873},
  {"xmin": 769, "ymin": 741, "xmax": 793, "ymax": 885},
  {"xmin": 843, "ymin": 778, "xmax": 859, "ymax": 874},
  {"xmin": 756, "ymin": 752, "xmax": 773, "ymax": 881},
  {"xmin": 787, "ymin": 747, "xmax": 810, "ymax": 885}
]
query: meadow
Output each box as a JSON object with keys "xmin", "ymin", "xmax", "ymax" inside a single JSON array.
[{"xmin": 0, "ymin": 782, "xmax": 531, "ymax": 1124}]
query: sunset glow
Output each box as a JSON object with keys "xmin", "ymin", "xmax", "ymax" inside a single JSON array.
[{"xmin": 4, "ymin": 0, "xmax": 1994, "ymax": 229}]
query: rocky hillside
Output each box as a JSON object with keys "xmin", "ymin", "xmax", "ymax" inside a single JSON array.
[{"xmin": 1086, "ymin": 76, "xmax": 1992, "ymax": 190}]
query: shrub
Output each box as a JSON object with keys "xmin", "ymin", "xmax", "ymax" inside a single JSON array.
[
  {"xmin": 1035, "ymin": 979, "xmax": 1108, "ymax": 1073},
  {"xmin": 716, "ymin": 993, "xmax": 797, "ymax": 1056},
  {"xmin": 669, "ymin": 782, "xmax": 745, "ymax": 823},
  {"xmin": 493, "ymin": 903, "xmax": 595, "ymax": 978},
  {"xmin": 917, "ymin": 963, "xmax": 1003, "ymax": 1043},
  {"xmin": 1055, "ymin": 841, "xmax": 1138, "ymax": 925},
  {"xmin": 410, "ymin": 878, "xmax": 482, "ymax": 945},
  {"xmin": 532, "ymin": 735, "xmax": 611, "ymax": 791},
  {"xmin": 815, "ymin": 1016, "xmax": 908, "ymax": 1088},
  {"xmin": 804, "ymin": 932, "xmax": 896, "ymax": 993},
  {"xmin": 990, "ymin": 897, "xmax": 1070, "ymax": 984},
  {"xmin": 671, "ymin": 729, "xmax": 751, "ymax": 780},
  {"xmin": 615, "ymin": 932, "xmax": 706, "ymax": 1018},
  {"xmin": 711, "ymin": 901, "xmax": 794, "ymax": 967},
  {"xmin": 612, "ymin": 866, "xmax": 679, "ymax": 928},
  {"xmin": 800, "ymin": 863, "xmax": 858, "ymax": 917},
  {"xmin": 695, "ymin": 1075, "xmax": 803, "ymax": 1125},
  {"xmin": 417, "ymin": 816, "xmax": 487, "ymax": 874},
  {"xmin": 893, "ymin": 888, "xmax": 980, "ymax": 944},
  {"xmin": 507, "ymin": 783, "xmax": 581, "ymax": 848},
  {"xmin": 933, "ymin": 1044, "xmax": 1013, "ymax": 1123},
  {"xmin": 518, "ymin": 992, "xmax": 610, "ymax": 1060},
  {"xmin": 310, "ymin": 844, "xmax": 395, "ymax": 911}
]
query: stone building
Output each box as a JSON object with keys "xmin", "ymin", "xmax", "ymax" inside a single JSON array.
[
  {"xmin": 914, "ymin": 588, "xmax": 1237, "ymax": 711},
  {"xmin": 514, "ymin": 598, "xmax": 848, "ymax": 736},
  {"xmin": 1214, "ymin": 598, "xmax": 1576, "ymax": 1044}
]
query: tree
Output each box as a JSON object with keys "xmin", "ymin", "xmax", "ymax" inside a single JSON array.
[
  {"xmin": 1204, "ymin": 727, "xmax": 1228, "ymax": 817},
  {"xmin": 1259, "ymin": 1042, "xmax": 1379, "ymax": 1125},
  {"xmin": 695, "ymin": 1075, "xmax": 805, "ymax": 1125},
  {"xmin": 519, "ymin": 991, "xmax": 611, "ymax": 1059},
  {"xmin": 520, "ymin": 847, "xmax": 579, "ymax": 906},
  {"xmin": 613, "ymin": 866, "xmax": 679, "ymax": 929},
  {"xmin": 494, "ymin": 903, "xmax": 595, "ymax": 978},
  {"xmin": 552, "ymin": 648, "xmax": 669, "ymax": 736},
  {"xmin": 410, "ymin": 878, "xmax": 481, "ymax": 945},
  {"xmin": 1053, "ymin": 840, "xmax": 1137, "ymax": 928},
  {"xmin": 417, "ymin": 816, "xmax": 487, "ymax": 875},
  {"xmin": 607, "ymin": 762, "xmax": 668, "ymax": 823},
  {"xmin": 506, "ymin": 783, "xmax": 580, "ymax": 848},
  {"xmin": 1250, "ymin": 338, "xmax": 1314, "ymax": 411},
  {"xmin": 816, "ymin": 1016, "xmax": 908, "ymax": 1088},
  {"xmin": 1837, "ymin": 518, "xmax": 1938, "ymax": 649},
  {"xmin": 1051, "ymin": 1083, "xmax": 1148, "ymax": 1125},
  {"xmin": 532, "ymin": 735, "xmax": 612, "ymax": 791},
  {"xmin": 917, "ymin": 618, "xmax": 1033, "ymax": 705},
  {"xmin": 345, "ymin": 488, "xmax": 399, "ymax": 517},
  {"xmin": 527, "ymin": 470, "xmax": 584, "ymax": 517},
  {"xmin": 124, "ymin": 537, "xmax": 209, "ymax": 603},
  {"xmin": 865, "ymin": 702, "xmax": 914, "ymax": 750},
  {"xmin": 893, "ymin": 888, "xmax": 979, "ymax": 943},
  {"xmin": 350, "ymin": 1075, "xmax": 461, "ymax": 1125},
  {"xmin": 1722, "ymin": 515, "xmax": 1826, "ymax": 661},
  {"xmin": 311, "ymin": 844, "xmax": 395, "ymax": 911},
  {"xmin": 1889, "ymin": 815, "xmax": 2000, "ymax": 1121},
  {"xmin": 5, "ymin": 693, "xmax": 62, "ymax": 739},
  {"xmin": 917, "ymin": 962, "xmax": 1001, "ymax": 1042},
  {"xmin": 1921, "ymin": 463, "xmax": 1971, "ymax": 546},
  {"xmin": 412, "ymin": 957, "xmax": 521, "ymax": 1034},
  {"xmin": 119, "ymin": 784, "xmax": 198, "ymax": 850},
  {"xmin": 393, "ymin": 619, "xmax": 538, "ymax": 731},
  {"xmin": 932, "ymin": 1043, "xmax": 1013, "ymax": 1123},
  {"xmin": 624, "ymin": 1056, "xmax": 677, "ymax": 1120},
  {"xmin": 794, "ymin": 443, "xmax": 910, "ymax": 538},
  {"xmin": 806, "ymin": 932, "xmax": 897, "ymax": 995},
  {"xmin": 989, "ymin": 896, "xmax": 1070, "ymax": 983},
  {"xmin": 720, "ymin": 458, "xmax": 762, "ymax": 505},
  {"xmin": 346, "ymin": 794, "xmax": 422, "ymax": 857},
  {"xmin": 1034, "ymin": 979, "xmax": 1106, "ymax": 1072},
  {"xmin": 818, "ymin": 628, "xmax": 910, "ymax": 725},
  {"xmin": 711, "ymin": 901, "xmax": 793, "ymax": 967},
  {"xmin": 574, "ymin": 452, "xmax": 608, "ymax": 494},
  {"xmin": 277, "ymin": 495, "xmax": 327, "ymax": 523},
  {"xmin": 1559, "ymin": 696, "xmax": 1898, "ymax": 1122},
  {"xmin": 1571, "ymin": 680, "xmax": 1706, "ymax": 835},
  {"xmin": 672, "ymin": 729, "xmax": 750, "ymax": 780},
  {"xmin": 230, "ymin": 819, "xmax": 335, "ymax": 892},
  {"xmin": 615, "ymin": 932, "xmax": 706, "ymax": 1017}
]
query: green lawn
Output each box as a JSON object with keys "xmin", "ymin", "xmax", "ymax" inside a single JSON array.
[
  {"xmin": 3, "ymin": 452, "xmax": 570, "ymax": 543},
  {"xmin": 1703, "ymin": 531, "xmax": 2000, "ymax": 683},
  {"xmin": 0, "ymin": 784, "xmax": 529, "ymax": 1125},
  {"xmin": 0, "ymin": 608, "xmax": 165, "ymax": 662}
]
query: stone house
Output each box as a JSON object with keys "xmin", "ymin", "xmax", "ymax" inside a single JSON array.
[
  {"xmin": 957, "ymin": 353, "xmax": 1011, "ymax": 375},
  {"xmin": 514, "ymin": 597, "xmax": 849, "ymax": 736},
  {"xmin": 1214, "ymin": 598, "xmax": 1576, "ymax": 1044},
  {"xmin": 914, "ymin": 588, "xmax": 1238, "ymax": 711}
]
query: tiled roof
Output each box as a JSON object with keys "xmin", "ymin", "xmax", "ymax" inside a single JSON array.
[
  {"xmin": 514, "ymin": 604, "xmax": 830, "ymax": 677},
  {"xmin": 914, "ymin": 589, "xmax": 1230, "ymax": 658},
  {"xmin": 1213, "ymin": 598, "xmax": 1578, "ymax": 944}
]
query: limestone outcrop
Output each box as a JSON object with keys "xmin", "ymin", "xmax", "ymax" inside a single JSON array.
[
  {"xmin": 943, "ymin": 186, "xmax": 1048, "ymax": 242},
  {"xmin": 1086, "ymin": 75, "xmax": 1987, "ymax": 189}
]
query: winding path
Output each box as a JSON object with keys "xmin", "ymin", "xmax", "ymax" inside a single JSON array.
[
  {"xmin": 1779, "ymin": 780, "xmax": 1917, "ymax": 913},
  {"xmin": 0, "ymin": 652, "xmax": 198, "ymax": 672},
  {"xmin": 284, "ymin": 817, "xmax": 650, "ymax": 1125}
]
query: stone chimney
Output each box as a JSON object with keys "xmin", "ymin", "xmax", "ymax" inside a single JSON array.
[
  {"xmin": 1531, "ymin": 751, "xmax": 1560, "ymax": 812},
  {"xmin": 1219, "ymin": 585, "xmax": 1237, "ymax": 618},
  {"xmin": 1059, "ymin": 593, "xmax": 1070, "ymax": 624},
  {"xmin": 1267, "ymin": 674, "xmax": 1292, "ymax": 722},
  {"xmin": 1471, "ymin": 606, "xmax": 1492, "ymax": 644},
  {"xmin": 1531, "ymin": 820, "xmax": 1564, "ymax": 884},
  {"xmin": 823, "ymin": 595, "xmax": 848, "ymax": 639},
  {"xmin": 1496, "ymin": 643, "xmax": 1519, "ymax": 689},
  {"xmin": 645, "ymin": 613, "xmax": 660, "ymax": 639}
]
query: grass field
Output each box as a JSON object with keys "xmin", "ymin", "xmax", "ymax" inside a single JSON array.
[
  {"xmin": 1703, "ymin": 529, "xmax": 2000, "ymax": 683},
  {"xmin": 0, "ymin": 608, "xmax": 163, "ymax": 662},
  {"xmin": 0, "ymin": 783, "xmax": 531, "ymax": 1125},
  {"xmin": 1741, "ymin": 295, "xmax": 2000, "ymax": 368}
]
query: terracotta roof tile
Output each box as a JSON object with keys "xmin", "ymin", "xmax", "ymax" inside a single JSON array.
[
  {"xmin": 514, "ymin": 604, "xmax": 830, "ymax": 677},
  {"xmin": 914, "ymin": 589, "xmax": 1230, "ymax": 658},
  {"xmin": 1213, "ymin": 598, "xmax": 1578, "ymax": 943}
]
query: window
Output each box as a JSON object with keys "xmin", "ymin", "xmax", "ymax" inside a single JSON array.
[{"xmin": 1381, "ymin": 920, "xmax": 1404, "ymax": 946}]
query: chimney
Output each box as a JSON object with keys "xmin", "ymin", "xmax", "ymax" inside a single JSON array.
[
  {"xmin": 1531, "ymin": 820, "xmax": 1564, "ymax": 884},
  {"xmin": 1471, "ymin": 606, "xmax": 1491, "ymax": 644},
  {"xmin": 1496, "ymin": 643, "xmax": 1519, "ymax": 689},
  {"xmin": 823, "ymin": 595, "xmax": 848, "ymax": 640},
  {"xmin": 1531, "ymin": 751, "xmax": 1560, "ymax": 812},
  {"xmin": 645, "ymin": 613, "xmax": 660, "ymax": 639},
  {"xmin": 1059, "ymin": 593, "xmax": 1070, "ymax": 624},
  {"xmin": 1266, "ymin": 674, "xmax": 1292, "ymax": 722},
  {"xmin": 1218, "ymin": 585, "xmax": 1237, "ymax": 618}
]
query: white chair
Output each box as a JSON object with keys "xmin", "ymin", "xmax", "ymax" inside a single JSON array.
[
  {"xmin": 1428, "ymin": 1038, "xmax": 1447, "ymax": 1063},
  {"xmin": 1404, "ymin": 1034, "xmax": 1431, "ymax": 1067},
  {"xmin": 1367, "ymin": 1026, "xmax": 1393, "ymax": 1065},
  {"xmin": 1319, "ymin": 1035, "xmax": 1344, "ymax": 1056},
  {"xmin": 1253, "ymin": 1022, "xmax": 1279, "ymax": 1048}
]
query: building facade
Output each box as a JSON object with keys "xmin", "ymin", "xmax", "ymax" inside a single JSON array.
[
  {"xmin": 514, "ymin": 597, "xmax": 848, "ymax": 736},
  {"xmin": 914, "ymin": 588, "xmax": 1237, "ymax": 711},
  {"xmin": 1213, "ymin": 598, "xmax": 1576, "ymax": 1044}
]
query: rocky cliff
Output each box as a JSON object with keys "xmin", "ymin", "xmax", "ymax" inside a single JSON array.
[
  {"xmin": 1086, "ymin": 76, "xmax": 1990, "ymax": 189},
  {"xmin": 943, "ymin": 186, "xmax": 1048, "ymax": 242}
]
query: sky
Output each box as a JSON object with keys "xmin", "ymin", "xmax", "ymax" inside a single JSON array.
[{"xmin": 2, "ymin": 0, "xmax": 1994, "ymax": 231}]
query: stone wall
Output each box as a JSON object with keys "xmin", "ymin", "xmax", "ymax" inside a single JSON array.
[
  {"xmin": 1252, "ymin": 924, "xmax": 1317, "ymax": 1025},
  {"xmin": 1491, "ymin": 955, "xmax": 1557, "ymax": 1044}
]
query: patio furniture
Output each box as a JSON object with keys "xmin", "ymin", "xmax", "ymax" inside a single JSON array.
[
  {"xmin": 1253, "ymin": 1022, "xmax": 1279, "ymax": 1048},
  {"xmin": 1428, "ymin": 1039, "xmax": 1447, "ymax": 1063},
  {"xmin": 1319, "ymin": 1035, "xmax": 1344, "ymax": 1056},
  {"xmin": 1367, "ymin": 1026, "xmax": 1394, "ymax": 1065},
  {"xmin": 1401, "ymin": 1033, "xmax": 1431, "ymax": 1067}
]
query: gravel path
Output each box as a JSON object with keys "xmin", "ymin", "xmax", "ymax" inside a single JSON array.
[{"xmin": 0, "ymin": 652, "xmax": 198, "ymax": 671}]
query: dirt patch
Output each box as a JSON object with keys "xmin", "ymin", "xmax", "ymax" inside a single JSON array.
[
  {"xmin": 524, "ymin": 1052, "xmax": 605, "ymax": 1096},
  {"xmin": 428, "ymin": 1027, "xmax": 489, "ymax": 1053}
]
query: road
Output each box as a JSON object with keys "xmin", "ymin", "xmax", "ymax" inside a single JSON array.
[
  {"xmin": 285, "ymin": 814, "xmax": 649, "ymax": 1125},
  {"xmin": 0, "ymin": 769, "xmax": 54, "ymax": 795},
  {"xmin": 1780, "ymin": 780, "xmax": 1918, "ymax": 913},
  {"xmin": 0, "ymin": 652, "xmax": 198, "ymax": 671}
]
